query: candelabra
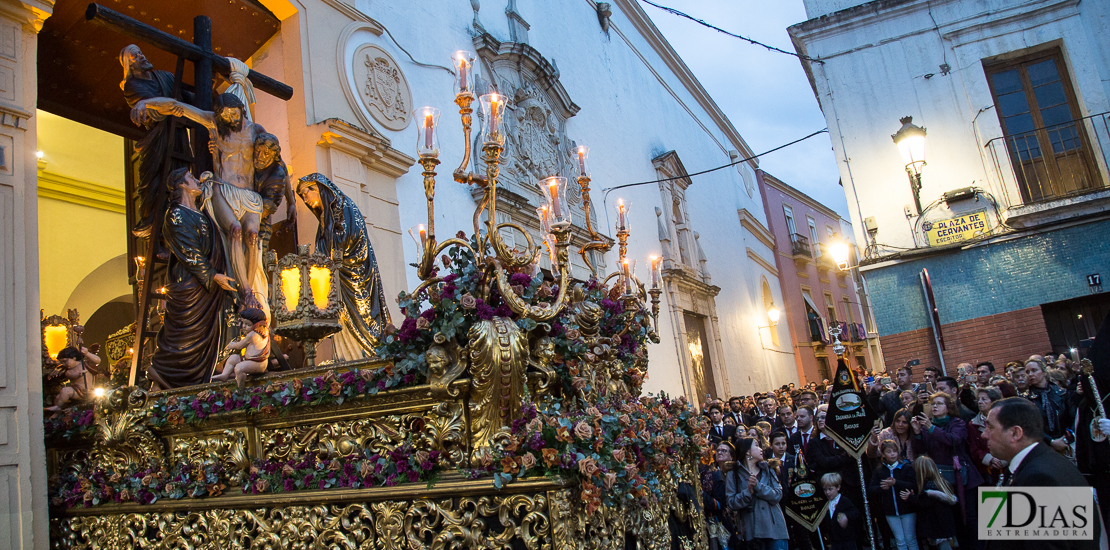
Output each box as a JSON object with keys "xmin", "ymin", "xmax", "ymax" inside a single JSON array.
[{"xmin": 406, "ymin": 50, "xmax": 663, "ymax": 332}]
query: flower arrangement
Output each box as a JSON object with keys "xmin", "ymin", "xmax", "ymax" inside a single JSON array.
[
  {"xmin": 52, "ymin": 460, "xmax": 230, "ymax": 508},
  {"xmin": 146, "ymin": 363, "xmax": 424, "ymax": 430},
  {"xmin": 44, "ymin": 406, "xmax": 96, "ymax": 441},
  {"xmin": 472, "ymin": 394, "xmax": 709, "ymax": 513},
  {"xmin": 242, "ymin": 445, "xmax": 441, "ymax": 495}
]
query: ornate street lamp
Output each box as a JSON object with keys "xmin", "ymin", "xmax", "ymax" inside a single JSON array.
[
  {"xmin": 892, "ymin": 116, "xmax": 926, "ymax": 215},
  {"xmin": 829, "ymin": 240, "xmax": 851, "ymax": 271},
  {"xmin": 269, "ymin": 245, "xmax": 342, "ymax": 368}
]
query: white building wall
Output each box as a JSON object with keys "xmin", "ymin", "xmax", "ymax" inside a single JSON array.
[
  {"xmin": 790, "ymin": 0, "xmax": 1110, "ymax": 252},
  {"xmin": 332, "ymin": 0, "xmax": 797, "ymax": 397}
]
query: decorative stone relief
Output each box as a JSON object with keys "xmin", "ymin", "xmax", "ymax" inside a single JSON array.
[{"xmin": 352, "ymin": 43, "xmax": 411, "ymax": 132}]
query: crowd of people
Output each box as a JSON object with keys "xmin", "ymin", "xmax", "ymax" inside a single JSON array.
[{"xmin": 698, "ymin": 356, "xmax": 1109, "ymax": 550}]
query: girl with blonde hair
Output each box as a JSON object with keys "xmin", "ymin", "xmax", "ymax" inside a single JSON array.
[{"xmin": 912, "ymin": 456, "xmax": 957, "ymax": 550}]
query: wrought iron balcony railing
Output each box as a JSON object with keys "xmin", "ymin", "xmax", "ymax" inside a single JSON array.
[
  {"xmin": 985, "ymin": 111, "xmax": 1110, "ymax": 206},
  {"xmin": 790, "ymin": 233, "xmax": 811, "ymax": 258}
]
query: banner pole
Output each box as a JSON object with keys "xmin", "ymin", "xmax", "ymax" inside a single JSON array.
[{"xmin": 857, "ymin": 457, "xmax": 876, "ymax": 550}]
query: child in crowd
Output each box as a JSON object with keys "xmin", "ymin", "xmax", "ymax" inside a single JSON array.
[
  {"xmin": 869, "ymin": 439, "xmax": 918, "ymax": 550},
  {"xmin": 912, "ymin": 455, "xmax": 958, "ymax": 550},
  {"xmin": 820, "ymin": 472, "xmax": 861, "ymax": 550}
]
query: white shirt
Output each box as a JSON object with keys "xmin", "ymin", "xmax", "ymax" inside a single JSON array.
[
  {"xmin": 1007, "ymin": 442, "xmax": 1039, "ymax": 475},
  {"xmin": 828, "ymin": 494, "xmax": 841, "ymax": 518}
]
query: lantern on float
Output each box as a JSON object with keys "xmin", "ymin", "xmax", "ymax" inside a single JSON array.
[{"xmin": 269, "ymin": 245, "xmax": 342, "ymax": 368}]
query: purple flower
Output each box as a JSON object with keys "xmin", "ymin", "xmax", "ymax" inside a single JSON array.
[
  {"xmin": 475, "ymin": 300, "xmax": 495, "ymax": 320},
  {"xmin": 509, "ymin": 272, "xmax": 532, "ymax": 287},
  {"xmin": 443, "ymin": 273, "xmax": 458, "ymax": 283}
]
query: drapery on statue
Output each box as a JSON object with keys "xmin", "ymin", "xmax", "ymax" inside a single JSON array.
[
  {"xmin": 295, "ymin": 174, "xmax": 391, "ymax": 360},
  {"xmin": 149, "ymin": 167, "xmax": 236, "ymax": 389},
  {"xmin": 120, "ymin": 45, "xmax": 193, "ymax": 238},
  {"xmin": 134, "ymin": 90, "xmax": 270, "ymax": 319}
]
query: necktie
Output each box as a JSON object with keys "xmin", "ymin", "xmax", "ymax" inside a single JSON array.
[
  {"xmin": 717, "ymin": 426, "xmax": 722, "ymax": 437},
  {"xmin": 802, "ymin": 433, "xmax": 809, "ymax": 450}
]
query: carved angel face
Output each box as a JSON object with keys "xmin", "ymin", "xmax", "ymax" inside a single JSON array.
[
  {"xmin": 534, "ymin": 337, "xmax": 555, "ymax": 362},
  {"xmin": 426, "ymin": 346, "xmax": 449, "ymax": 376}
]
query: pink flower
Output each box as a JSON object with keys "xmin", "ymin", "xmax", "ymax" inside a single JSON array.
[
  {"xmin": 416, "ymin": 317, "xmax": 430, "ymax": 330},
  {"xmin": 254, "ymin": 478, "xmax": 269, "ymax": 492},
  {"xmin": 603, "ymin": 472, "xmax": 617, "ymax": 490},
  {"xmin": 460, "ymin": 293, "xmax": 477, "ymax": 309},
  {"xmin": 618, "ymin": 414, "xmax": 631, "ymax": 427},
  {"xmin": 611, "ymin": 449, "xmax": 626, "ymax": 462},
  {"xmin": 328, "ymin": 459, "xmax": 342, "ymax": 471},
  {"xmin": 521, "ymin": 452, "xmax": 537, "ymax": 470},
  {"xmin": 282, "ymin": 464, "xmax": 295, "ymax": 476},
  {"xmin": 574, "ymin": 421, "xmax": 594, "ymax": 440},
  {"xmin": 577, "ymin": 457, "xmax": 600, "ymax": 477},
  {"xmin": 565, "ymin": 329, "xmax": 580, "ymax": 340}
]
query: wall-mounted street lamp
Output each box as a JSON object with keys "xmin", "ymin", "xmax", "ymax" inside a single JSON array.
[
  {"xmin": 830, "ymin": 240, "xmax": 852, "ymax": 271},
  {"xmin": 892, "ymin": 116, "xmax": 927, "ymax": 215},
  {"xmin": 766, "ymin": 304, "xmax": 781, "ymax": 327}
]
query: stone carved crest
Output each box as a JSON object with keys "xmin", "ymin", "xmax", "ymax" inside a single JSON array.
[{"xmin": 352, "ymin": 43, "xmax": 411, "ymax": 131}]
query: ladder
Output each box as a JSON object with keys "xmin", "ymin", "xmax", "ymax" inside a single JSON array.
[{"xmin": 127, "ymin": 56, "xmax": 205, "ymax": 387}]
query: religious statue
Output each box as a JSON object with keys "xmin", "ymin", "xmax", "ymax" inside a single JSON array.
[
  {"xmin": 134, "ymin": 90, "xmax": 270, "ymax": 319},
  {"xmin": 119, "ymin": 44, "xmax": 192, "ymax": 238},
  {"xmin": 45, "ymin": 346, "xmax": 101, "ymax": 411},
  {"xmin": 212, "ymin": 307, "xmax": 270, "ymax": 387},
  {"xmin": 252, "ymin": 132, "xmax": 295, "ymax": 252},
  {"xmin": 149, "ymin": 168, "xmax": 237, "ymax": 389},
  {"xmin": 295, "ymin": 174, "xmax": 392, "ymax": 360}
]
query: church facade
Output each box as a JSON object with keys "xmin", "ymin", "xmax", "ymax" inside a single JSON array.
[{"xmin": 3, "ymin": 1, "xmax": 800, "ymax": 546}]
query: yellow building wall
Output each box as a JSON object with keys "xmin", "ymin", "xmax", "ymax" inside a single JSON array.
[{"xmin": 36, "ymin": 110, "xmax": 128, "ymax": 318}]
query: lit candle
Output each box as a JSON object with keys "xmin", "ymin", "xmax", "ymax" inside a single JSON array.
[
  {"xmin": 621, "ymin": 258, "xmax": 631, "ymax": 292},
  {"xmin": 490, "ymin": 96, "xmax": 500, "ymax": 137},
  {"xmin": 577, "ymin": 150, "xmax": 587, "ymax": 175},
  {"xmin": 424, "ymin": 113, "xmax": 434, "ymax": 150},
  {"xmin": 418, "ymin": 224, "xmax": 427, "ymax": 247},
  {"xmin": 459, "ymin": 58, "xmax": 468, "ymax": 93},
  {"xmin": 650, "ymin": 255, "xmax": 661, "ymax": 288},
  {"xmin": 538, "ymin": 205, "xmax": 552, "ymax": 234},
  {"xmin": 617, "ymin": 199, "xmax": 627, "ymax": 230},
  {"xmin": 549, "ymin": 180, "xmax": 563, "ymax": 219}
]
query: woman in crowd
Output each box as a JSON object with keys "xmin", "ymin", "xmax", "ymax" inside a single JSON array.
[
  {"xmin": 867, "ymin": 409, "xmax": 916, "ymax": 462},
  {"xmin": 869, "ymin": 439, "xmax": 918, "ymax": 550},
  {"xmin": 703, "ymin": 441, "xmax": 740, "ymax": 550},
  {"xmin": 726, "ymin": 437, "xmax": 790, "ymax": 550},
  {"xmin": 966, "ymin": 386, "xmax": 1004, "ymax": 485},
  {"xmin": 910, "ymin": 392, "xmax": 983, "ymax": 549}
]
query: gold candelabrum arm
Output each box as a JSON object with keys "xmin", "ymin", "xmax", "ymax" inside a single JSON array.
[
  {"xmin": 492, "ymin": 227, "xmax": 573, "ymax": 322},
  {"xmin": 416, "ymin": 156, "xmax": 441, "ymax": 281},
  {"xmin": 575, "ymin": 174, "xmax": 615, "ymax": 278}
]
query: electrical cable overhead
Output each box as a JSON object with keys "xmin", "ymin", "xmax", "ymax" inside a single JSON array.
[
  {"xmin": 601, "ymin": 128, "xmax": 829, "ymax": 194},
  {"xmin": 639, "ymin": 0, "xmax": 825, "ymax": 64}
]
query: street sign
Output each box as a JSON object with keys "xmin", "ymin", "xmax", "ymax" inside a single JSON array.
[{"xmin": 921, "ymin": 210, "xmax": 989, "ymax": 246}]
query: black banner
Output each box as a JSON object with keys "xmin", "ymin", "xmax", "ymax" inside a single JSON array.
[
  {"xmin": 783, "ymin": 451, "xmax": 830, "ymax": 532},
  {"xmin": 823, "ymin": 357, "xmax": 879, "ymax": 459}
]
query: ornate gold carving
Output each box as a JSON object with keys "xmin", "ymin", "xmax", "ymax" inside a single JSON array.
[
  {"xmin": 169, "ymin": 429, "xmax": 249, "ymax": 484},
  {"xmin": 260, "ymin": 415, "xmax": 406, "ymax": 461},
  {"xmin": 468, "ymin": 318, "xmax": 526, "ymax": 457},
  {"xmin": 427, "ymin": 343, "xmax": 466, "ymax": 399},
  {"xmin": 89, "ymin": 387, "xmax": 163, "ymax": 471},
  {"xmin": 417, "ymin": 402, "xmax": 467, "ymax": 467}
]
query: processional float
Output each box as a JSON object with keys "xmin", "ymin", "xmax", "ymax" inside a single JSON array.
[{"xmin": 45, "ymin": 14, "xmax": 711, "ymax": 546}]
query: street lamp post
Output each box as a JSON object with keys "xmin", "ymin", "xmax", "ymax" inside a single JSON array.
[{"xmin": 892, "ymin": 116, "xmax": 927, "ymax": 215}]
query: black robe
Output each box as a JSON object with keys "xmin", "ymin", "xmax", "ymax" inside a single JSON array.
[
  {"xmin": 149, "ymin": 205, "xmax": 230, "ymax": 388},
  {"xmin": 303, "ymin": 174, "xmax": 391, "ymax": 355},
  {"xmin": 124, "ymin": 70, "xmax": 193, "ymax": 238}
]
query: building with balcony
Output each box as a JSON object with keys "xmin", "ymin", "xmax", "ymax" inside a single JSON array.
[
  {"xmin": 758, "ymin": 171, "xmax": 883, "ymax": 383},
  {"xmin": 789, "ymin": 0, "xmax": 1110, "ymax": 373}
]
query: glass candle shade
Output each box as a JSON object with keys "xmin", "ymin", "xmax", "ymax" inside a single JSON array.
[
  {"xmin": 620, "ymin": 258, "xmax": 637, "ymax": 294},
  {"xmin": 479, "ymin": 93, "xmax": 509, "ymax": 146},
  {"xmin": 414, "ymin": 107, "xmax": 441, "ymax": 157},
  {"xmin": 614, "ymin": 198, "xmax": 631, "ymax": 233},
  {"xmin": 647, "ymin": 255, "xmax": 662, "ymax": 289},
  {"xmin": 308, "ymin": 265, "xmax": 331, "ymax": 310},
  {"xmin": 280, "ymin": 267, "xmax": 301, "ymax": 313},
  {"xmin": 540, "ymin": 176, "xmax": 571, "ymax": 229},
  {"xmin": 408, "ymin": 224, "xmax": 428, "ymax": 255},
  {"xmin": 545, "ymin": 234, "xmax": 560, "ymax": 276},
  {"xmin": 572, "ymin": 145, "xmax": 590, "ymax": 178},
  {"xmin": 536, "ymin": 205, "xmax": 553, "ymax": 235},
  {"xmin": 452, "ymin": 50, "xmax": 477, "ymax": 96}
]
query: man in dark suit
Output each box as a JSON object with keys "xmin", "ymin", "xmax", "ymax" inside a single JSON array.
[
  {"xmin": 706, "ymin": 404, "xmax": 736, "ymax": 444},
  {"xmin": 789, "ymin": 406, "xmax": 818, "ymax": 457},
  {"xmin": 982, "ymin": 397, "xmax": 1101, "ymax": 550}
]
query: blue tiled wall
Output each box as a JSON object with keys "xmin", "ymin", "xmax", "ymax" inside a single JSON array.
[{"xmin": 864, "ymin": 219, "xmax": 1110, "ymax": 336}]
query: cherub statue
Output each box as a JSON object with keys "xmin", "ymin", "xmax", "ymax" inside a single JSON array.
[
  {"xmin": 212, "ymin": 307, "xmax": 270, "ymax": 387},
  {"xmin": 46, "ymin": 346, "xmax": 101, "ymax": 411}
]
